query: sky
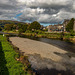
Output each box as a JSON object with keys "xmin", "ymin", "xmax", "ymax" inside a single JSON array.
[{"xmin": 0, "ymin": 0, "xmax": 75, "ymax": 26}]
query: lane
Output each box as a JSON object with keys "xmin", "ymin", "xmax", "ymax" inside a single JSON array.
[{"xmin": 9, "ymin": 37, "xmax": 67, "ymax": 62}]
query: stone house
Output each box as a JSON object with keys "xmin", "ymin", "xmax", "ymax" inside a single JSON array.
[
  {"xmin": 48, "ymin": 24, "xmax": 63, "ymax": 32},
  {"xmin": 47, "ymin": 19, "xmax": 70, "ymax": 32}
]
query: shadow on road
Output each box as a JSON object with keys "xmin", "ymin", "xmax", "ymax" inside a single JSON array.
[
  {"xmin": 0, "ymin": 42, "xmax": 9, "ymax": 75},
  {"xmin": 36, "ymin": 68, "xmax": 75, "ymax": 75}
]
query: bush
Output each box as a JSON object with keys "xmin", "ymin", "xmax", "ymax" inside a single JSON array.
[
  {"xmin": 15, "ymin": 53, "xmax": 20, "ymax": 59},
  {"xmin": 25, "ymin": 30, "xmax": 32, "ymax": 33},
  {"xmin": 33, "ymin": 30, "xmax": 44, "ymax": 34},
  {"xmin": 60, "ymin": 32, "xmax": 64, "ymax": 40},
  {"xmin": 70, "ymin": 31, "xmax": 74, "ymax": 36},
  {"xmin": 0, "ymin": 26, "xmax": 2, "ymax": 31},
  {"xmin": 19, "ymin": 29, "xmax": 23, "ymax": 33}
]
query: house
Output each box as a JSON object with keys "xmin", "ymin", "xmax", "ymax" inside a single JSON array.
[
  {"xmin": 47, "ymin": 24, "xmax": 63, "ymax": 32},
  {"xmin": 47, "ymin": 19, "xmax": 70, "ymax": 32}
]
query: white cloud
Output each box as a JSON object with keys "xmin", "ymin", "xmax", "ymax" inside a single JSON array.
[
  {"xmin": 52, "ymin": 14, "xmax": 57, "ymax": 17},
  {"xmin": 0, "ymin": 0, "xmax": 75, "ymax": 24}
]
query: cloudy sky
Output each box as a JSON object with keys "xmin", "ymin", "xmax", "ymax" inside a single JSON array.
[{"xmin": 0, "ymin": 0, "xmax": 75, "ymax": 25}]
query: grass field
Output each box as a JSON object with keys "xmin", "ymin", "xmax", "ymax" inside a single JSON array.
[{"xmin": 0, "ymin": 34, "xmax": 30, "ymax": 75}]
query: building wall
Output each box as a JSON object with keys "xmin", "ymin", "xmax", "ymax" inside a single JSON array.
[{"xmin": 47, "ymin": 24, "xmax": 63, "ymax": 32}]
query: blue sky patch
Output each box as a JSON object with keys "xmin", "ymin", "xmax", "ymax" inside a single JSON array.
[{"xmin": 15, "ymin": 13, "xmax": 22, "ymax": 18}]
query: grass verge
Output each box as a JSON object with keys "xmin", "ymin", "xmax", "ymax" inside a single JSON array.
[{"xmin": 0, "ymin": 34, "xmax": 31, "ymax": 75}]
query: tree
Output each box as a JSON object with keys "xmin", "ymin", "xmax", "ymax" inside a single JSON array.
[
  {"xmin": 19, "ymin": 29, "xmax": 23, "ymax": 33},
  {"xmin": 4, "ymin": 24, "xmax": 13, "ymax": 31},
  {"xmin": 66, "ymin": 18, "xmax": 74, "ymax": 32},
  {"xmin": 18, "ymin": 24, "xmax": 28, "ymax": 33},
  {"xmin": 29, "ymin": 21, "xmax": 41, "ymax": 31},
  {"xmin": 13, "ymin": 25, "xmax": 17, "ymax": 30},
  {"xmin": 0, "ymin": 26, "xmax": 2, "ymax": 31}
]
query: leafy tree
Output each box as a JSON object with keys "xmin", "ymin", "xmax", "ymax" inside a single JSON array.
[
  {"xmin": 0, "ymin": 26, "xmax": 2, "ymax": 31},
  {"xmin": 19, "ymin": 29, "xmax": 23, "ymax": 33},
  {"xmin": 23, "ymin": 24, "xmax": 28, "ymax": 32},
  {"xmin": 4, "ymin": 24, "xmax": 13, "ymax": 31},
  {"xmin": 29, "ymin": 21, "xmax": 41, "ymax": 30},
  {"xmin": 66, "ymin": 18, "xmax": 74, "ymax": 32},
  {"xmin": 13, "ymin": 25, "xmax": 17, "ymax": 30},
  {"xmin": 18, "ymin": 24, "xmax": 28, "ymax": 33}
]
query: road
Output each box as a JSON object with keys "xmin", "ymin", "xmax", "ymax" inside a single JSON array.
[{"xmin": 9, "ymin": 37, "xmax": 68, "ymax": 62}]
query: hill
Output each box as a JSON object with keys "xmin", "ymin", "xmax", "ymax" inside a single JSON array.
[{"xmin": 0, "ymin": 20, "xmax": 26, "ymax": 26}]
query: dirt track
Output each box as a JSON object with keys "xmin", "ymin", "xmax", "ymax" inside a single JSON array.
[{"xmin": 9, "ymin": 37, "xmax": 67, "ymax": 62}]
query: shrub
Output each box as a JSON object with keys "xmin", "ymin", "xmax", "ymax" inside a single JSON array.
[
  {"xmin": 15, "ymin": 53, "xmax": 20, "ymax": 59},
  {"xmin": 25, "ymin": 30, "xmax": 32, "ymax": 33}
]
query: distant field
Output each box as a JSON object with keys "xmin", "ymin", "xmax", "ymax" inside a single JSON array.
[{"xmin": 0, "ymin": 34, "xmax": 30, "ymax": 75}]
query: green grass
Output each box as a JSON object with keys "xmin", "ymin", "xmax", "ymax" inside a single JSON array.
[
  {"xmin": 4, "ymin": 30, "xmax": 19, "ymax": 34},
  {"xmin": 23, "ymin": 32, "xmax": 61, "ymax": 39},
  {"xmin": 0, "ymin": 34, "xmax": 30, "ymax": 75},
  {"xmin": 24, "ymin": 32, "xmax": 75, "ymax": 39}
]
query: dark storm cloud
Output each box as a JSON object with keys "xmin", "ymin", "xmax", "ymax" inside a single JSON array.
[
  {"xmin": 0, "ymin": 0, "xmax": 75, "ymax": 24},
  {"xmin": 0, "ymin": 4, "xmax": 17, "ymax": 10}
]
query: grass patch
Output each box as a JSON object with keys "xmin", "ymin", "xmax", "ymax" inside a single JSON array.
[
  {"xmin": 0, "ymin": 34, "xmax": 31, "ymax": 75},
  {"xmin": 4, "ymin": 30, "xmax": 19, "ymax": 34}
]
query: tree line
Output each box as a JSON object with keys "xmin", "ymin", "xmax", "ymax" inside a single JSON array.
[
  {"xmin": 4, "ymin": 21, "xmax": 41, "ymax": 33},
  {"xmin": 0, "ymin": 18, "xmax": 75, "ymax": 33}
]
